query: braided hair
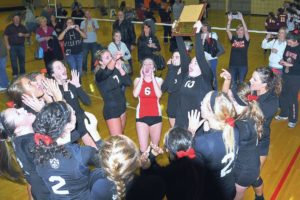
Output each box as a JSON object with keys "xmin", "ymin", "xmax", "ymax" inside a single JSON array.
[
  {"xmin": 99, "ymin": 135, "xmax": 140, "ymax": 200},
  {"xmin": 31, "ymin": 101, "xmax": 71, "ymax": 165}
]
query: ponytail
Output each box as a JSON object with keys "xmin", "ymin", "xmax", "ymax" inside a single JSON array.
[
  {"xmin": 0, "ymin": 123, "xmax": 24, "ymax": 183},
  {"xmin": 222, "ymin": 123, "xmax": 235, "ymax": 154},
  {"xmin": 210, "ymin": 92, "xmax": 237, "ymax": 154},
  {"xmin": 100, "ymin": 135, "xmax": 140, "ymax": 200},
  {"xmin": 235, "ymin": 83, "xmax": 265, "ymax": 139}
]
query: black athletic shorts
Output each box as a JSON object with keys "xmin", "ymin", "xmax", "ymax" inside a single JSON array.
[
  {"xmin": 103, "ymin": 102, "xmax": 126, "ymax": 120},
  {"xmin": 166, "ymin": 92, "xmax": 179, "ymax": 118},
  {"xmin": 136, "ymin": 116, "xmax": 162, "ymax": 126}
]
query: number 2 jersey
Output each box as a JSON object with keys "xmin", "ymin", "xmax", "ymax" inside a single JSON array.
[
  {"xmin": 192, "ymin": 128, "xmax": 239, "ymax": 200},
  {"xmin": 35, "ymin": 143, "xmax": 98, "ymax": 200}
]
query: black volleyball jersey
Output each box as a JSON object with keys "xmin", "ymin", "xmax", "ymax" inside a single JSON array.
[
  {"xmin": 95, "ymin": 68, "xmax": 132, "ymax": 104},
  {"xmin": 12, "ymin": 134, "xmax": 51, "ymax": 199},
  {"xmin": 36, "ymin": 143, "xmax": 98, "ymax": 200},
  {"xmin": 174, "ymin": 33, "xmax": 213, "ymax": 129},
  {"xmin": 193, "ymin": 128, "xmax": 239, "ymax": 199}
]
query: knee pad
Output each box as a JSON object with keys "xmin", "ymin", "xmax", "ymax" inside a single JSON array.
[{"xmin": 252, "ymin": 177, "xmax": 263, "ymax": 188}]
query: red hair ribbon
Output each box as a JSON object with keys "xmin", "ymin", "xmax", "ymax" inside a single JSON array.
[
  {"xmin": 6, "ymin": 101, "xmax": 15, "ymax": 108},
  {"xmin": 225, "ymin": 117, "xmax": 235, "ymax": 127},
  {"xmin": 247, "ymin": 94, "xmax": 259, "ymax": 102},
  {"xmin": 94, "ymin": 60, "xmax": 100, "ymax": 67},
  {"xmin": 176, "ymin": 148, "xmax": 196, "ymax": 159},
  {"xmin": 34, "ymin": 133, "xmax": 53, "ymax": 146},
  {"xmin": 40, "ymin": 68, "xmax": 47, "ymax": 74},
  {"xmin": 293, "ymin": 29, "xmax": 299, "ymax": 34},
  {"xmin": 271, "ymin": 68, "xmax": 281, "ymax": 75}
]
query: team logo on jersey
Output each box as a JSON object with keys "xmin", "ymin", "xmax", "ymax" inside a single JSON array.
[{"xmin": 49, "ymin": 158, "xmax": 60, "ymax": 169}]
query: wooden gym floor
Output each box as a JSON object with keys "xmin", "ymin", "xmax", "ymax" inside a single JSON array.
[{"xmin": 0, "ymin": 8, "xmax": 299, "ymax": 200}]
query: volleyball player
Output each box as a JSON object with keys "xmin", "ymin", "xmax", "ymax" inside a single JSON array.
[
  {"xmin": 193, "ymin": 91, "xmax": 239, "ymax": 200},
  {"xmin": 0, "ymin": 107, "xmax": 51, "ymax": 199},
  {"xmin": 249, "ymin": 67, "xmax": 282, "ymax": 200},
  {"xmin": 32, "ymin": 101, "xmax": 101, "ymax": 199},
  {"xmin": 94, "ymin": 50, "xmax": 132, "ymax": 135},
  {"xmin": 47, "ymin": 60, "xmax": 96, "ymax": 147},
  {"xmin": 133, "ymin": 58, "xmax": 163, "ymax": 153},
  {"xmin": 221, "ymin": 69, "xmax": 264, "ymax": 200},
  {"xmin": 174, "ymin": 20, "xmax": 213, "ymax": 129},
  {"xmin": 161, "ymin": 51, "xmax": 186, "ymax": 127},
  {"xmin": 91, "ymin": 135, "xmax": 165, "ymax": 200}
]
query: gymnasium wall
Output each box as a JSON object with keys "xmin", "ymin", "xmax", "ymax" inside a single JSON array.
[
  {"xmin": 250, "ymin": 0, "xmax": 285, "ymax": 15},
  {"xmin": 0, "ymin": 0, "xmax": 23, "ymax": 8},
  {"xmin": 34, "ymin": 0, "xmax": 135, "ymax": 8},
  {"xmin": 208, "ymin": 0, "xmax": 285, "ymax": 15},
  {"xmin": 31, "ymin": 0, "xmax": 285, "ymax": 15}
]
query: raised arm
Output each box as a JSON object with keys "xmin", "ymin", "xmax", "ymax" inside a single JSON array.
[
  {"xmin": 261, "ymin": 33, "xmax": 274, "ymax": 49},
  {"xmin": 152, "ymin": 75, "xmax": 163, "ymax": 99},
  {"xmin": 175, "ymin": 36, "xmax": 190, "ymax": 74},
  {"xmin": 194, "ymin": 22, "xmax": 213, "ymax": 83},
  {"xmin": 133, "ymin": 77, "xmax": 143, "ymax": 98},
  {"xmin": 239, "ymin": 12, "xmax": 250, "ymax": 41},
  {"xmin": 226, "ymin": 14, "xmax": 233, "ymax": 40}
]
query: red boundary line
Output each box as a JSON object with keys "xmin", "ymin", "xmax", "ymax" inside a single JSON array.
[{"xmin": 270, "ymin": 146, "xmax": 300, "ymax": 200}]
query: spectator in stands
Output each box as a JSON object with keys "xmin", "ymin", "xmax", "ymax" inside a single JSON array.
[
  {"xmin": 59, "ymin": 17, "xmax": 86, "ymax": 75},
  {"xmin": 226, "ymin": 12, "xmax": 250, "ymax": 86},
  {"xmin": 4, "ymin": 14, "xmax": 29, "ymax": 79},
  {"xmin": 71, "ymin": 5, "xmax": 85, "ymax": 26},
  {"xmin": 159, "ymin": 2, "xmax": 172, "ymax": 43},
  {"xmin": 172, "ymin": 0, "xmax": 184, "ymax": 20},
  {"xmin": 71, "ymin": 0, "xmax": 82, "ymax": 12},
  {"xmin": 277, "ymin": 8, "xmax": 287, "ymax": 28},
  {"xmin": 113, "ymin": 10, "xmax": 136, "ymax": 71},
  {"xmin": 24, "ymin": 4, "xmax": 37, "ymax": 45},
  {"xmin": 265, "ymin": 12, "xmax": 279, "ymax": 33},
  {"xmin": 36, "ymin": 16, "xmax": 63, "ymax": 67},
  {"xmin": 40, "ymin": 5, "xmax": 52, "ymax": 24},
  {"xmin": 261, "ymin": 27, "xmax": 288, "ymax": 75},
  {"xmin": 137, "ymin": 19, "xmax": 161, "ymax": 63},
  {"xmin": 56, "ymin": 2, "xmax": 68, "ymax": 25},
  {"xmin": 49, "ymin": 14, "xmax": 63, "ymax": 36},
  {"xmin": 0, "ymin": 32, "xmax": 9, "ymax": 91},
  {"xmin": 80, "ymin": 10, "xmax": 99, "ymax": 73}
]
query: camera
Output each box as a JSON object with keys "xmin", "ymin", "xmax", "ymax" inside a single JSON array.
[
  {"xmin": 226, "ymin": 11, "xmax": 240, "ymax": 20},
  {"xmin": 71, "ymin": 25, "xmax": 76, "ymax": 29}
]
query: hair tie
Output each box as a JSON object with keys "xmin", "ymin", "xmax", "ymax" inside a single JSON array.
[
  {"xmin": 293, "ymin": 29, "xmax": 299, "ymax": 34},
  {"xmin": 271, "ymin": 68, "xmax": 281, "ymax": 75},
  {"xmin": 247, "ymin": 94, "xmax": 259, "ymax": 102},
  {"xmin": 176, "ymin": 148, "xmax": 196, "ymax": 159},
  {"xmin": 34, "ymin": 133, "xmax": 53, "ymax": 146},
  {"xmin": 6, "ymin": 101, "xmax": 15, "ymax": 108},
  {"xmin": 225, "ymin": 117, "xmax": 235, "ymax": 127},
  {"xmin": 40, "ymin": 68, "xmax": 47, "ymax": 74}
]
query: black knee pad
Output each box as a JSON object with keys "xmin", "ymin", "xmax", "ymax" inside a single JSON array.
[{"xmin": 252, "ymin": 177, "xmax": 263, "ymax": 188}]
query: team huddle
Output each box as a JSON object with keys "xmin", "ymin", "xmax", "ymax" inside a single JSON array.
[{"xmin": 1, "ymin": 3, "xmax": 300, "ymax": 199}]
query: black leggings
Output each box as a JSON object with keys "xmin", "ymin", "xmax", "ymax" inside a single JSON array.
[{"xmin": 279, "ymin": 74, "xmax": 300, "ymax": 123}]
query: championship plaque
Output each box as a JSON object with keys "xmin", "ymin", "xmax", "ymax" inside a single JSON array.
[{"xmin": 172, "ymin": 3, "xmax": 207, "ymax": 36}]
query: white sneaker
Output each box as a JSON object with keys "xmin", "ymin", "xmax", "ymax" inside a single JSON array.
[
  {"xmin": 288, "ymin": 122, "xmax": 296, "ymax": 128},
  {"xmin": 274, "ymin": 115, "xmax": 288, "ymax": 121}
]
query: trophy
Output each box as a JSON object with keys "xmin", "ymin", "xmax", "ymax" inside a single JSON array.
[{"xmin": 172, "ymin": 3, "xmax": 207, "ymax": 36}]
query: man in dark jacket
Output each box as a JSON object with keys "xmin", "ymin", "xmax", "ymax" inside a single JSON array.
[{"xmin": 113, "ymin": 10, "xmax": 136, "ymax": 71}]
